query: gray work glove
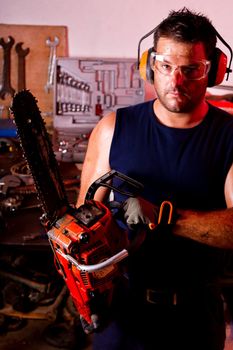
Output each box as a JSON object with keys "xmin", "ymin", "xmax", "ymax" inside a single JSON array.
[{"xmin": 122, "ymin": 197, "xmax": 158, "ymax": 230}]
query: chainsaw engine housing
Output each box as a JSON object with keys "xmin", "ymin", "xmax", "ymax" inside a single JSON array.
[{"xmin": 48, "ymin": 200, "xmax": 128, "ymax": 325}]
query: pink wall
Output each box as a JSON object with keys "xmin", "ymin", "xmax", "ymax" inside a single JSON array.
[{"xmin": 1, "ymin": 0, "xmax": 233, "ymax": 86}]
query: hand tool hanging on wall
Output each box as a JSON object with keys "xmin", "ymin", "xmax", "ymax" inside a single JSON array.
[
  {"xmin": 0, "ymin": 36, "xmax": 15, "ymax": 99},
  {"xmin": 45, "ymin": 36, "xmax": 60, "ymax": 93},
  {"xmin": 15, "ymin": 42, "xmax": 30, "ymax": 91}
]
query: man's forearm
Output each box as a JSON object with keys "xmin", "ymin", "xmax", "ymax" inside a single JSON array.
[{"xmin": 173, "ymin": 207, "xmax": 233, "ymax": 249}]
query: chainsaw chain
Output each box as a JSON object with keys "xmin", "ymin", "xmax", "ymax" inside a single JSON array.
[{"xmin": 11, "ymin": 90, "xmax": 69, "ymax": 225}]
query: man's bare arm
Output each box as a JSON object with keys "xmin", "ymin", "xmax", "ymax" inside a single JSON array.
[
  {"xmin": 173, "ymin": 164, "xmax": 233, "ymax": 249},
  {"xmin": 76, "ymin": 112, "xmax": 116, "ymax": 207}
]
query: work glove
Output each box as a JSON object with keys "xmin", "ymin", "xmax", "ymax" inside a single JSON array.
[{"xmin": 122, "ymin": 197, "xmax": 158, "ymax": 230}]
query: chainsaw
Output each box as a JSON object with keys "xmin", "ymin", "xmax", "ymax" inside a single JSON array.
[{"xmin": 11, "ymin": 90, "xmax": 146, "ymax": 332}]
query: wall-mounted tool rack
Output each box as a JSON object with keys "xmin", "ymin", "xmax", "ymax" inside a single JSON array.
[{"xmin": 53, "ymin": 57, "xmax": 144, "ymax": 162}]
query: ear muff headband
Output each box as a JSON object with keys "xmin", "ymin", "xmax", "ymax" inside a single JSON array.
[{"xmin": 137, "ymin": 25, "xmax": 232, "ymax": 87}]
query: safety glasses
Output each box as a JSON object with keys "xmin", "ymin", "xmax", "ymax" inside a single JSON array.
[{"xmin": 150, "ymin": 52, "xmax": 211, "ymax": 80}]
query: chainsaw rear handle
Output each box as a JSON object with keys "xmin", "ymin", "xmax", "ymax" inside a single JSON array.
[{"xmin": 85, "ymin": 170, "xmax": 144, "ymax": 201}]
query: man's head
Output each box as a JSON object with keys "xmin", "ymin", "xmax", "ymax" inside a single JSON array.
[
  {"xmin": 139, "ymin": 8, "xmax": 230, "ymax": 89},
  {"xmin": 153, "ymin": 8, "xmax": 217, "ymax": 60},
  {"xmin": 151, "ymin": 8, "xmax": 218, "ymax": 114}
]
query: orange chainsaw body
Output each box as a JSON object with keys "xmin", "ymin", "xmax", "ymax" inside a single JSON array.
[{"xmin": 47, "ymin": 200, "xmax": 128, "ymax": 324}]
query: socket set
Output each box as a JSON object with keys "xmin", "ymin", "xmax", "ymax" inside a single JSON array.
[{"xmin": 53, "ymin": 57, "xmax": 145, "ymax": 162}]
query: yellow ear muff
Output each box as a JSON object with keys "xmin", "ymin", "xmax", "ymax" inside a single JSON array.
[
  {"xmin": 139, "ymin": 47, "xmax": 155, "ymax": 84},
  {"xmin": 139, "ymin": 46, "xmax": 229, "ymax": 86},
  {"xmin": 139, "ymin": 50, "xmax": 149, "ymax": 81}
]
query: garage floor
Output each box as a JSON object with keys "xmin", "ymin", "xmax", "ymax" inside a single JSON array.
[
  {"xmin": 0, "ymin": 319, "xmax": 233, "ymax": 350},
  {"xmin": 1, "ymin": 238, "xmax": 233, "ymax": 350},
  {"xmin": 0, "ymin": 318, "xmax": 93, "ymax": 350},
  {"xmin": 0, "ymin": 314, "xmax": 233, "ymax": 350}
]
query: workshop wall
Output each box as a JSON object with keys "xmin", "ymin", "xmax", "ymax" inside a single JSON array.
[{"xmin": 1, "ymin": 0, "xmax": 233, "ymax": 87}]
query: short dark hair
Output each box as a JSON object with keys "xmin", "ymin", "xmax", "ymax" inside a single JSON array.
[{"xmin": 153, "ymin": 7, "xmax": 217, "ymax": 59}]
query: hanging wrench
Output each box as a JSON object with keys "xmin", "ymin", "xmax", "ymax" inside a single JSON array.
[
  {"xmin": 15, "ymin": 42, "xmax": 30, "ymax": 91},
  {"xmin": 0, "ymin": 36, "xmax": 15, "ymax": 99},
  {"xmin": 44, "ymin": 36, "xmax": 60, "ymax": 93}
]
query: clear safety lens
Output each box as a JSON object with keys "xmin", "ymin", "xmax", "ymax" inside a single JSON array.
[{"xmin": 150, "ymin": 52, "xmax": 211, "ymax": 80}]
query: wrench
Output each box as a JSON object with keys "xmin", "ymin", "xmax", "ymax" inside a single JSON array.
[
  {"xmin": 44, "ymin": 36, "xmax": 59, "ymax": 93},
  {"xmin": 15, "ymin": 42, "xmax": 30, "ymax": 91},
  {"xmin": 0, "ymin": 36, "xmax": 15, "ymax": 99}
]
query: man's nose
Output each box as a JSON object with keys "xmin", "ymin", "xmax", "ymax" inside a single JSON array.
[{"xmin": 170, "ymin": 67, "xmax": 185, "ymax": 85}]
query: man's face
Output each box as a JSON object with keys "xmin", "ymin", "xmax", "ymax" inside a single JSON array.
[{"xmin": 153, "ymin": 37, "xmax": 209, "ymax": 113}]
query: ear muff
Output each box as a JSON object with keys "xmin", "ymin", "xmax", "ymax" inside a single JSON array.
[
  {"xmin": 139, "ymin": 47, "xmax": 228, "ymax": 87},
  {"xmin": 139, "ymin": 47, "xmax": 155, "ymax": 84},
  {"xmin": 208, "ymin": 48, "xmax": 228, "ymax": 87},
  {"xmin": 137, "ymin": 24, "xmax": 232, "ymax": 87}
]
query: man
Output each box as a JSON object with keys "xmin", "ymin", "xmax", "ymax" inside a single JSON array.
[{"xmin": 77, "ymin": 8, "xmax": 233, "ymax": 350}]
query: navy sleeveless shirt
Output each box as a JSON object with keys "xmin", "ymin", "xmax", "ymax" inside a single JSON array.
[{"xmin": 109, "ymin": 100, "xmax": 233, "ymax": 287}]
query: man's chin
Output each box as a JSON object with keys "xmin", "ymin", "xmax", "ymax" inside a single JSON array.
[
  {"xmin": 165, "ymin": 101, "xmax": 187, "ymax": 113},
  {"xmin": 165, "ymin": 95, "xmax": 192, "ymax": 113}
]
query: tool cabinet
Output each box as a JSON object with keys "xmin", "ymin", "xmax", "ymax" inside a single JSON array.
[{"xmin": 53, "ymin": 57, "xmax": 145, "ymax": 162}]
